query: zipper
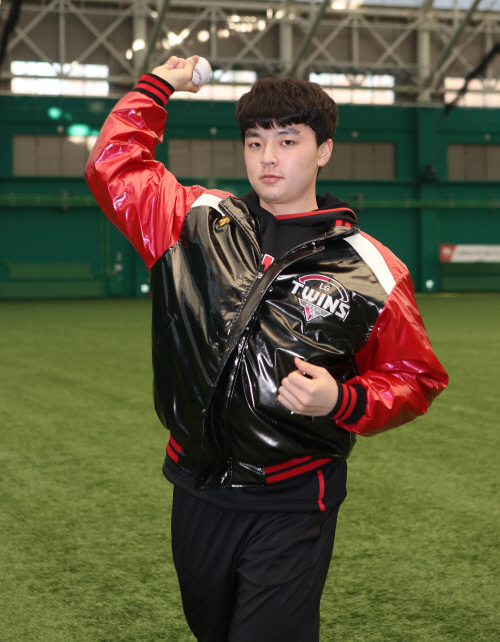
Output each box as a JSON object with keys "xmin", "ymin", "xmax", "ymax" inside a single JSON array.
[
  {"xmin": 205, "ymin": 217, "xmax": 360, "ymax": 402},
  {"xmin": 198, "ymin": 202, "xmax": 360, "ymax": 481},
  {"xmin": 201, "ymin": 241, "xmax": 325, "ymax": 434}
]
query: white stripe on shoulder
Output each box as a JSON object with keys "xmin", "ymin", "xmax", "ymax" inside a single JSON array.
[
  {"xmin": 191, "ymin": 193, "xmax": 224, "ymax": 214},
  {"xmin": 345, "ymin": 233, "xmax": 396, "ymax": 295}
]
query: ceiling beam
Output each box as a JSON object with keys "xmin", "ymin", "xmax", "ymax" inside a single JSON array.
[
  {"xmin": 421, "ymin": 0, "xmax": 482, "ymax": 92},
  {"xmin": 286, "ymin": 0, "xmax": 331, "ymax": 77},
  {"xmin": 142, "ymin": 0, "xmax": 172, "ymax": 74}
]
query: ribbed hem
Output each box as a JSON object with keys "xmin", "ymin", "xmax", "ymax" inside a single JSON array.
[
  {"xmin": 330, "ymin": 383, "xmax": 366, "ymax": 425},
  {"xmin": 264, "ymin": 456, "xmax": 332, "ymax": 484},
  {"xmin": 134, "ymin": 73, "xmax": 174, "ymax": 108}
]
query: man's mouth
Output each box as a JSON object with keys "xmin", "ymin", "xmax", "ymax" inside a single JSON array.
[{"xmin": 260, "ymin": 174, "xmax": 282, "ymax": 184}]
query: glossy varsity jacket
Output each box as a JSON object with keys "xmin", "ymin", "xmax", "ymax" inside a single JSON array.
[{"xmin": 85, "ymin": 74, "xmax": 448, "ymax": 490}]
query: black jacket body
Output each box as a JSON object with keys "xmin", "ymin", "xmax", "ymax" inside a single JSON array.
[{"xmin": 151, "ymin": 195, "xmax": 385, "ymax": 488}]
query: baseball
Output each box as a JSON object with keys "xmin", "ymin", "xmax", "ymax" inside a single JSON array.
[{"xmin": 191, "ymin": 57, "xmax": 212, "ymax": 86}]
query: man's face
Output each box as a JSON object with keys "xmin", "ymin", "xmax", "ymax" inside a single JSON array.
[{"xmin": 243, "ymin": 123, "xmax": 332, "ymax": 216}]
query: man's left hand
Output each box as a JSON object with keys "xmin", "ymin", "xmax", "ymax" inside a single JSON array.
[{"xmin": 277, "ymin": 357, "xmax": 339, "ymax": 417}]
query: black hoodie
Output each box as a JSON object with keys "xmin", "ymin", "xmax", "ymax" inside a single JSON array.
[{"xmin": 240, "ymin": 189, "xmax": 356, "ymax": 264}]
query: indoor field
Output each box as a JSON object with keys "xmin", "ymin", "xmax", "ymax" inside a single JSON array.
[
  {"xmin": 1, "ymin": 293, "xmax": 498, "ymax": 641},
  {"xmin": 1, "ymin": 1, "xmax": 500, "ymax": 641}
]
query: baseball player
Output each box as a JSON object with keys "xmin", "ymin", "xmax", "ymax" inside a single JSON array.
[{"xmin": 86, "ymin": 56, "xmax": 448, "ymax": 642}]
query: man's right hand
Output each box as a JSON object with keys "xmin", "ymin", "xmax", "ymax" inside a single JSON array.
[{"xmin": 152, "ymin": 56, "xmax": 201, "ymax": 93}]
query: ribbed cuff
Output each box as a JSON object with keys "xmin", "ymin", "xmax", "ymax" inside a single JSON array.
[
  {"xmin": 330, "ymin": 383, "xmax": 366, "ymax": 425},
  {"xmin": 134, "ymin": 73, "xmax": 174, "ymax": 108}
]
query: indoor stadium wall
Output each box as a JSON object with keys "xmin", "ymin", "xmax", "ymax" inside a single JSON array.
[{"xmin": 1, "ymin": 94, "xmax": 499, "ymax": 299}]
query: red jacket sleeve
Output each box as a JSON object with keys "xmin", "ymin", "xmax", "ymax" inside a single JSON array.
[
  {"xmin": 335, "ymin": 272, "xmax": 448, "ymax": 435},
  {"xmin": 85, "ymin": 77, "xmax": 232, "ymax": 270}
]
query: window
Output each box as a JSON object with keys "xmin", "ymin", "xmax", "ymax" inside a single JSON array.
[
  {"xmin": 168, "ymin": 139, "xmax": 247, "ymax": 178},
  {"xmin": 13, "ymin": 135, "xmax": 96, "ymax": 176},
  {"xmin": 448, "ymin": 144, "xmax": 500, "ymax": 181},
  {"xmin": 170, "ymin": 70, "xmax": 256, "ymax": 102},
  {"xmin": 322, "ymin": 142, "xmax": 396, "ymax": 180},
  {"xmin": 310, "ymin": 73, "xmax": 395, "ymax": 105},
  {"xmin": 11, "ymin": 61, "xmax": 109, "ymax": 97},
  {"xmin": 445, "ymin": 77, "xmax": 500, "ymax": 109}
]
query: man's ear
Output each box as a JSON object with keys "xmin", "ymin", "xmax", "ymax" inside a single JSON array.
[{"xmin": 318, "ymin": 139, "xmax": 333, "ymax": 167}]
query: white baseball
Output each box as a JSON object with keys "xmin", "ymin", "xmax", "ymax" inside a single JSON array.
[{"xmin": 191, "ymin": 57, "xmax": 212, "ymax": 86}]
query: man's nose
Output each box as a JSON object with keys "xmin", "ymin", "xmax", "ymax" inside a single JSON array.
[{"xmin": 261, "ymin": 144, "xmax": 278, "ymax": 165}]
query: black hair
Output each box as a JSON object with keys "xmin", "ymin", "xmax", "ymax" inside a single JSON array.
[{"xmin": 235, "ymin": 77, "xmax": 338, "ymax": 146}]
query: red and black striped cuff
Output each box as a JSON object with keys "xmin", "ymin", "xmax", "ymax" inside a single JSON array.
[
  {"xmin": 330, "ymin": 383, "xmax": 366, "ymax": 425},
  {"xmin": 134, "ymin": 73, "xmax": 174, "ymax": 108}
]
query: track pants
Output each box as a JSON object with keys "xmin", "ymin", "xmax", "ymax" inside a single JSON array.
[{"xmin": 171, "ymin": 486, "xmax": 340, "ymax": 642}]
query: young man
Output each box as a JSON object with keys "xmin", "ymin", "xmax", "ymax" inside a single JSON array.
[{"xmin": 86, "ymin": 56, "xmax": 448, "ymax": 642}]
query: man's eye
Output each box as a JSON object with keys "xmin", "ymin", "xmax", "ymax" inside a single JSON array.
[
  {"xmin": 282, "ymin": 139, "xmax": 295, "ymax": 146},
  {"xmin": 248, "ymin": 142, "xmax": 260, "ymax": 148}
]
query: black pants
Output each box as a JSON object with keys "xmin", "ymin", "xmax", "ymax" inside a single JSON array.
[{"xmin": 171, "ymin": 486, "xmax": 340, "ymax": 642}]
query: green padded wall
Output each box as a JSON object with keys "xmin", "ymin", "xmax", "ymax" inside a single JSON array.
[{"xmin": 1, "ymin": 94, "xmax": 499, "ymax": 298}]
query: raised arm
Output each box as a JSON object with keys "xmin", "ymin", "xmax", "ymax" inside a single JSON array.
[{"xmin": 85, "ymin": 56, "xmax": 231, "ymax": 269}]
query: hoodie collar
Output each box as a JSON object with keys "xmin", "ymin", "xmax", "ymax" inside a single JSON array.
[{"xmin": 239, "ymin": 189, "xmax": 357, "ymax": 230}]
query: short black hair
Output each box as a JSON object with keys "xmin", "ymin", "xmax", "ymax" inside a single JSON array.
[{"xmin": 235, "ymin": 77, "xmax": 338, "ymax": 146}]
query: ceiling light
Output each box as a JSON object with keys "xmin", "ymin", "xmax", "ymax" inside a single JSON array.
[
  {"xmin": 132, "ymin": 39, "xmax": 146, "ymax": 52},
  {"xmin": 164, "ymin": 29, "xmax": 190, "ymax": 47},
  {"xmin": 197, "ymin": 30, "xmax": 210, "ymax": 43}
]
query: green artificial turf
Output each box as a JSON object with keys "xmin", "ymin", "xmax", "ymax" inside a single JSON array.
[{"xmin": 0, "ymin": 294, "xmax": 498, "ymax": 641}]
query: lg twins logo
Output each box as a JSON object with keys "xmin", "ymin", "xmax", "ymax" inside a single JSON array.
[{"xmin": 291, "ymin": 275, "xmax": 350, "ymax": 322}]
